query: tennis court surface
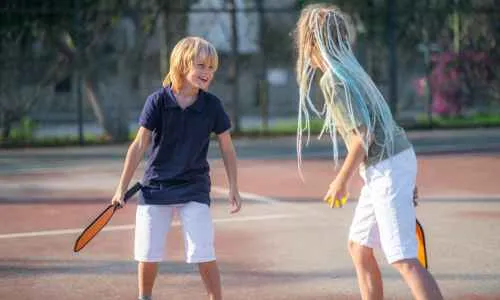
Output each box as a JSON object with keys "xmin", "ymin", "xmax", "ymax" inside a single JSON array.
[{"xmin": 1, "ymin": 131, "xmax": 500, "ymax": 299}]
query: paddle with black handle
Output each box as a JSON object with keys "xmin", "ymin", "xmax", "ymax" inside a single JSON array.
[{"xmin": 73, "ymin": 182, "xmax": 142, "ymax": 252}]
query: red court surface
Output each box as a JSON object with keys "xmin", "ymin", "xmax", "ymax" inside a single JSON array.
[{"xmin": 1, "ymin": 148, "xmax": 500, "ymax": 299}]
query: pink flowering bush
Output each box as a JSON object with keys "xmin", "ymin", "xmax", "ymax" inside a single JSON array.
[{"xmin": 415, "ymin": 51, "xmax": 492, "ymax": 116}]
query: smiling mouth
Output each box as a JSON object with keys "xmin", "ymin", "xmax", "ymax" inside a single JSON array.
[{"xmin": 199, "ymin": 77, "xmax": 209, "ymax": 84}]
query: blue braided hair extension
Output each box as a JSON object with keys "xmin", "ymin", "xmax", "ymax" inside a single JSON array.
[{"xmin": 296, "ymin": 6, "xmax": 399, "ymax": 173}]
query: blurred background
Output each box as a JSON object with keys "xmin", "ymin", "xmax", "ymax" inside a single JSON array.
[{"xmin": 1, "ymin": 0, "xmax": 499, "ymax": 147}]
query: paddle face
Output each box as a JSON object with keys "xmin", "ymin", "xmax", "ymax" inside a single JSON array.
[
  {"xmin": 73, "ymin": 182, "xmax": 142, "ymax": 252},
  {"xmin": 73, "ymin": 204, "xmax": 117, "ymax": 252},
  {"xmin": 416, "ymin": 219, "xmax": 428, "ymax": 269}
]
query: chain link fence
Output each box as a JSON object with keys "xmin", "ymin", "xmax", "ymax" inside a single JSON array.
[{"xmin": 1, "ymin": 0, "xmax": 498, "ymax": 145}]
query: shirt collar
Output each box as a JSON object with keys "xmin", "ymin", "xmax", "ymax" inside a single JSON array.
[{"xmin": 164, "ymin": 86, "xmax": 205, "ymax": 112}]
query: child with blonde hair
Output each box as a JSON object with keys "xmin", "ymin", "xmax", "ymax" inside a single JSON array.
[
  {"xmin": 111, "ymin": 36, "xmax": 242, "ymax": 300},
  {"xmin": 294, "ymin": 4, "xmax": 443, "ymax": 300}
]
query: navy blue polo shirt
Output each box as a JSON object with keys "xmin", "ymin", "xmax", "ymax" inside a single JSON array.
[{"xmin": 138, "ymin": 86, "xmax": 231, "ymax": 206}]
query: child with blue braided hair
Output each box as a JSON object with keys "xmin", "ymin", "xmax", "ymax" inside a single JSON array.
[{"xmin": 294, "ymin": 4, "xmax": 443, "ymax": 299}]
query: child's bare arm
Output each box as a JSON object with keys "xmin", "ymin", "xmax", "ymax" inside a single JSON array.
[
  {"xmin": 217, "ymin": 130, "xmax": 238, "ymax": 192},
  {"xmin": 112, "ymin": 126, "xmax": 152, "ymax": 206},
  {"xmin": 217, "ymin": 130, "xmax": 242, "ymax": 213},
  {"xmin": 324, "ymin": 128, "xmax": 368, "ymax": 207},
  {"xmin": 336, "ymin": 128, "xmax": 368, "ymax": 184}
]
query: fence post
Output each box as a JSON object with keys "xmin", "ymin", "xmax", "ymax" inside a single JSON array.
[
  {"xmin": 387, "ymin": 0, "xmax": 398, "ymax": 118},
  {"xmin": 228, "ymin": 0, "xmax": 240, "ymax": 133},
  {"xmin": 73, "ymin": 0, "xmax": 84, "ymax": 145},
  {"xmin": 256, "ymin": 0, "xmax": 268, "ymax": 132}
]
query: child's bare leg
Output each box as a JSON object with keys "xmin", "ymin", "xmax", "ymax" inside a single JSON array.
[
  {"xmin": 392, "ymin": 259, "xmax": 443, "ymax": 300},
  {"xmin": 138, "ymin": 261, "xmax": 158, "ymax": 299},
  {"xmin": 198, "ymin": 261, "xmax": 222, "ymax": 300},
  {"xmin": 348, "ymin": 241, "xmax": 383, "ymax": 300}
]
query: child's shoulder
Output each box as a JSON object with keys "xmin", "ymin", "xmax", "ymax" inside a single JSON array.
[
  {"xmin": 148, "ymin": 86, "xmax": 169, "ymax": 99},
  {"xmin": 144, "ymin": 87, "xmax": 172, "ymax": 106}
]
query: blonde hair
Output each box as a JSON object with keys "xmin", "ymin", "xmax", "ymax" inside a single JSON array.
[
  {"xmin": 294, "ymin": 4, "xmax": 398, "ymax": 173},
  {"xmin": 295, "ymin": 4, "xmax": 354, "ymax": 95},
  {"xmin": 162, "ymin": 36, "xmax": 219, "ymax": 92}
]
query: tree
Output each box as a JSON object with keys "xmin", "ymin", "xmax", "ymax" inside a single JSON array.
[
  {"xmin": 0, "ymin": 0, "xmax": 161, "ymax": 142},
  {"xmin": 0, "ymin": 1, "xmax": 59, "ymax": 139},
  {"xmin": 296, "ymin": 0, "xmax": 499, "ymax": 117}
]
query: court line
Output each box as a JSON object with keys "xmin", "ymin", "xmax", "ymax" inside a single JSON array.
[
  {"xmin": 211, "ymin": 186, "xmax": 281, "ymax": 204},
  {"xmin": 1, "ymin": 186, "xmax": 288, "ymax": 240},
  {"xmin": 0, "ymin": 214, "xmax": 297, "ymax": 240}
]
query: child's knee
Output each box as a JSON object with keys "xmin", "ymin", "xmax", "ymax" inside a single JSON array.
[
  {"xmin": 138, "ymin": 261, "xmax": 158, "ymax": 272},
  {"xmin": 348, "ymin": 240, "xmax": 374, "ymax": 263},
  {"xmin": 197, "ymin": 260, "xmax": 218, "ymax": 269},
  {"xmin": 391, "ymin": 258, "xmax": 421, "ymax": 274}
]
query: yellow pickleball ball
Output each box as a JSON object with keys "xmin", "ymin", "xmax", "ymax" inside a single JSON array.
[{"xmin": 325, "ymin": 195, "xmax": 348, "ymax": 208}]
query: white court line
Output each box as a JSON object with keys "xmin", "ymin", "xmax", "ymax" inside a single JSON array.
[
  {"xmin": 0, "ymin": 214, "xmax": 296, "ymax": 240},
  {"xmin": 211, "ymin": 186, "xmax": 280, "ymax": 204},
  {"xmin": 0, "ymin": 185, "xmax": 285, "ymax": 239}
]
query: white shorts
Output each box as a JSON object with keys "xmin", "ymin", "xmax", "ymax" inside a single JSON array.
[
  {"xmin": 134, "ymin": 201, "xmax": 215, "ymax": 264},
  {"xmin": 348, "ymin": 148, "xmax": 418, "ymax": 264}
]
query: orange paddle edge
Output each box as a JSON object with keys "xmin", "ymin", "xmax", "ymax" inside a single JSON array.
[{"xmin": 73, "ymin": 182, "xmax": 142, "ymax": 252}]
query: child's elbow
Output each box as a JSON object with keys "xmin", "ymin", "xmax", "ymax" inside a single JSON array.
[{"xmin": 132, "ymin": 132, "xmax": 151, "ymax": 153}]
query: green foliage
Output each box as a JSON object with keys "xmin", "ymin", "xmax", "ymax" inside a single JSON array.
[
  {"xmin": 1, "ymin": 117, "xmax": 38, "ymax": 142},
  {"xmin": 0, "ymin": 132, "xmax": 119, "ymax": 148}
]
